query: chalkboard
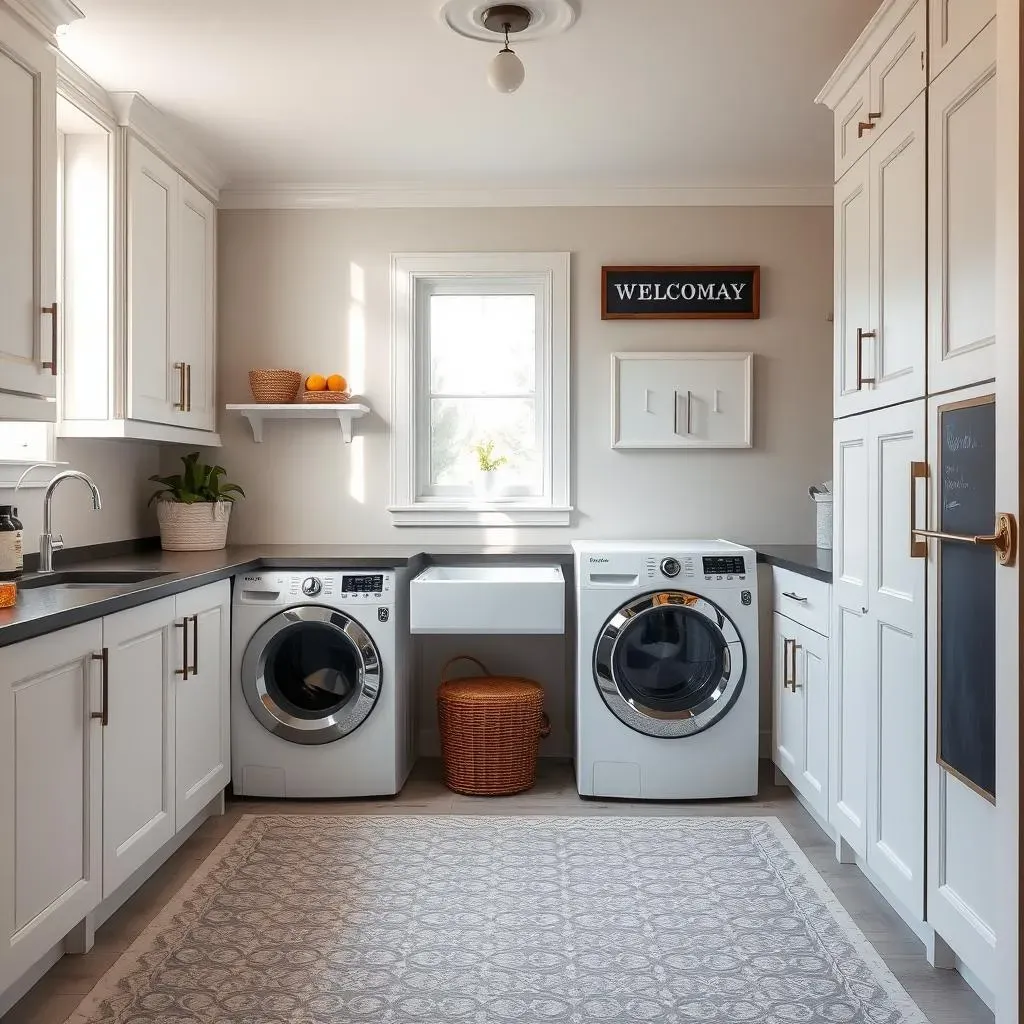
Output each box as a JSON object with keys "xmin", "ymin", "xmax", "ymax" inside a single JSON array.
[
  {"xmin": 602, "ymin": 266, "xmax": 760, "ymax": 320},
  {"xmin": 938, "ymin": 396, "xmax": 996, "ymax": 802}
]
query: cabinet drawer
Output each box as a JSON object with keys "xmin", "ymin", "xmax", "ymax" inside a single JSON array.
[
  {"xmin": 772, "ymin": 567, "xmax": 831, "ymax": 637},
  {"xmin": 868, "ymin": 0, "xmax": 926, "ymax": 140}
]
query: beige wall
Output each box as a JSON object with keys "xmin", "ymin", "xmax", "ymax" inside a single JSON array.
[
  {"xmin": 1, "ymin": 440, "xmax": 159, "ymax": 555},
  {"xmin": 213, "ymin": 205, "xmax": 833, "ymax": 545}
]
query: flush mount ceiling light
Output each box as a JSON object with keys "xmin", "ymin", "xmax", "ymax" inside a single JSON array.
[{"xmin": 440, "ymin": 0, "xmax": 578, "ymax": 93}]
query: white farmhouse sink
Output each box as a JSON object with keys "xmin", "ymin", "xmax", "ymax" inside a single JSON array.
[{"xmin": 410, "ymin": 565, "xmax": 565, "ymax": 635}]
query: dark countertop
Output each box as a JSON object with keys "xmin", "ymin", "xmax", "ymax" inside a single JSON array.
[
  {"xmin": 754, "ymin": 545, "xmax": 833, "ymax": 584},
  {"xmin": 1, "ymin": 540, "xmax": 828, "ymax": 648},
  {"xmin": 0, "ymin": 544, "xmax": 575, "ymax": 648}
]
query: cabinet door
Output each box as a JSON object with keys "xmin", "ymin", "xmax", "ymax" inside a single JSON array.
[
  {"xmin": 865, "ymin": 399, "xmax": 926, "ymax": 919},
  {"xmin": 174, "ymin": 581, "xmax": 230, "ymax": 829},
  {"xmin": 174, "ymin": 178, "xmax": 216, "ymax": 431},
  {"xmin": 612, "ymin": 353, "xmax": 752, "ymax": 449},
  {"xmin": 867, "ymin": 95, "xmax": 927, "ymax": 410},
  {"xmin": 102, "ymin": 599, "xmax": 175, "ymax": 897},
  {"xmin": 868, "ymin": 0, "xmax": 926, "ymax": 139},
  {"xmin": 798, "ymin": 624, "xmax": 830, "ymax": 823},
  {"xmin": 0, "ymin": 8, "xmax": 57, "ymax": 407},
  {"xmin": 928, "ymin": 24, "xmax": 997, "ymax": 395},
  {"xmin": 127, "ymin": 137, "xmax": 179, "ymax": 425},
  {"xmin": 929, "ymin": 0, "xmax": 996, "ymax": 82},
  {"xmin": 831, "ymin": 415, "xmax": 871, "ymax": 856},
  {"xmin": 0, "ymin": 622, "xmax": 103, "ymax": 992},
  {"xmin": 833, "ymin": 158, "xmax": 872, "ymax": 418},
  {"xmin": 773, "ymin": 614, "xmax": 803, "ymax": 783},
  {"xmin": 834, "ymin": 70, "xmax": 872, "ymax": 181}
]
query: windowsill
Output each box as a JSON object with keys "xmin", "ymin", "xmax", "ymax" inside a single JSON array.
[
  {"xmin": 0, "ymin": 462, "xmax": 70, "ymax": 490},
  {"xmin": 389, "ymin": 504, "xmax": 573, "ymax": 527}
]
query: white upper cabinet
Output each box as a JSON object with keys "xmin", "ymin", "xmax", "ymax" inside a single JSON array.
[
  {"xmin": 56, "ymin": 84, "xmax": 224, "ymax": 444},
  {"xmin": 611, "ymin": 352, "xmax": 753, "ymax": 449},
  {"xmin": 0, "ymin": 6, "xmax": 57, "ymax": 420},
  {"xmin": 127, "ymin": 137, "xmax": 179, "ymax": 425},
  {"xmin": 175, "ymin": 178, "xmax": 217, "ymax": 432},
  {"xmin": 866, "ymin": 0, "xmax": 926, "ymax": 140},
  {"xmin": 927, "ymin": 24, "xmax": 997, "ymax": 395},
  {"xmin": 929, "ymin": 0, "xmax": 996, "ymax": 82},
  {"xmin": 834, "ymin": 70, "xmax": 873, "ymax": 181}
]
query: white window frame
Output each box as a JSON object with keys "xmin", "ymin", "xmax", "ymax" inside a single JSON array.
[{"xmin": 389, "ymin": 252, "xmax": 571, "ymax": 527}]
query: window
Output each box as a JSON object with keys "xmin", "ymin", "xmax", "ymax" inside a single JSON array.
[{"xmin": 390, "ymin": 253, "xmax": 570, "ymax": 526}]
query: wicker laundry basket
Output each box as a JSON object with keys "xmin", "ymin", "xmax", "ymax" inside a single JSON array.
[{"xmin": 437, "ymin": 656, "xmax": 550, "ymax": 796}]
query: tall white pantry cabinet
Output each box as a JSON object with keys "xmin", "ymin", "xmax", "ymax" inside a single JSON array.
[{"xmin": 817, "ymin": 0, "xmax": 998, "ymax": 1001}]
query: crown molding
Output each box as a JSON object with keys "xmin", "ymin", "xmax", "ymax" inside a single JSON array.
[
  {"xmin": 2, "ymin": 0, "xmax": 82, "ymax": 38},
  {"xmin": 56, "ymin": 53, "xmax": 116, "ymax": 129},
  {"xmin": 110, "ymin": 92, "xmax": 227, "ymax": 200},
  {"xmin": 815, "ymin": 0, "xmax": 917, "ymax": 109},
  {"xmin": 219, "ymin": 183, "xmax": 833, "ymax": 211}
]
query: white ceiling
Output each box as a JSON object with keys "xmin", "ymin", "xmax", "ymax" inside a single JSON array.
[{"xmin": 59, "ymin": 0, "xmax": 877, "ymax": 193}]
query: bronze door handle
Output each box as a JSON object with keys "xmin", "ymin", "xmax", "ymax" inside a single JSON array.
[
  {"xmin": 41, "ymin": 302, "xmax": 58, "ymax": 376},
  {"xmin": 91, "ymin": 648, "xmax": 109, "ymax": 726},
  {"xmin": 174, "ymin": 362, "xmax": 187, "ymax": 410},
  {"xmin": 190, "ymin": 613, "xmax": 199, "ymax": 675},
  {"xmin": 185, "ymin": 363, "xmax": 192, "ymax": 413},
  {"xmin": 857, "ymin": 111, "xmax": 882, "ymax": 138},
  {"xmin": 175, "ymin": 618, "xmax": 190, "ymax": 680},
  {"xmin": 856, "ymin": 329, "xmax": 877, "ymax": 388}
]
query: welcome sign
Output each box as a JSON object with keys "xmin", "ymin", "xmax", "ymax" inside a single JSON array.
[{"xmin": 602, "ymin": 265, "xmax": 761, "ymax": 320}]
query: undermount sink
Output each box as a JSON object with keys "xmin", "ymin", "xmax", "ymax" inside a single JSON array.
[
  {"xmin": 19, "ymin": 570, "xmax": 171, "ymax": 591},
  {"xmin": 410, "ymin": 564, "xmax": 565, "ymax": 635}
]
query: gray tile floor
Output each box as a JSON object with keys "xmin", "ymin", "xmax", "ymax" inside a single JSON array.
[{"xmin": 2, "ymin": 760, "xmax": 993, "ymax": 1024}]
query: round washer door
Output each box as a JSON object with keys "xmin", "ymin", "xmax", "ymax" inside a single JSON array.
[
  {"xmin": 241, "ymin": 606, "xmax": 382, "ymax": 745},
  {"xmin": 593, "ymin": 591, "xmax": 746, "ymax": 738}
]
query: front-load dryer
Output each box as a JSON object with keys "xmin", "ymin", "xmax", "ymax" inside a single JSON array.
[
  {"xmin": 573, "ymin": 540, "xmax": 759, "ymax": 800},
  {"xmin": 231, "ymin": 569, "xmax": 414, "ymax": 798}
]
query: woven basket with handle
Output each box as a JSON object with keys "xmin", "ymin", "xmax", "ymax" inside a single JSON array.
[{"xmin": 437, "ymin": 656, "xmax": 550, "ymax": 796}]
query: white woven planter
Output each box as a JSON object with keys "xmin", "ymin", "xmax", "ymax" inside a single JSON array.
[{"xmin": 156, "ymin": 501, "xmax": 233, "ymax": 551}]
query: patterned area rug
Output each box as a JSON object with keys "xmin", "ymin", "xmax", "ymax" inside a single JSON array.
[{"xmin": 69, "ymin": 815, "xmax": 928, "ymax": 1024}]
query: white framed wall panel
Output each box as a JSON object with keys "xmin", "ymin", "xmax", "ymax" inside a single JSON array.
[
  {"xmin": 929, "ymin": 0, "xmax": 996, "ymax": 82},
  {"xmin": 834, "ymin": 159, "xmax": 872, "ymax": 418},
  {"xmin": 831, "ymin": 416, "xmax": 871, "ymax": 856},
  {"xmin": 611, "ymin": 352, "xmax": 752, "ymax": 449},
  {"xmin": 864, "ymin": 399, "xmax": 926, "ymax": 919},
  {"xmin": 925, "ymin": 381, "xmax": 1000, "ymax": 995},
  {"xmin": 927, "ymin": 24, "xmax": 998, "ymax": 396}
]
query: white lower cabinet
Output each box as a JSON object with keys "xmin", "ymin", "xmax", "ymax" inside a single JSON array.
[
  {"xmin": 102, "ymin": 598, "xmax": 176, "ymax": 897},
  {"xmin": 173, "ymin": 581, "xmax": 230, "ymax": 830},
  {"xmin": 772, "ymin": 598, "xmax": 830, "ymax": 823},
  {"xmin": 0, "ymin": 622, "xmax": 104, "ymax": 993},
  {"xmin": 832, "ymin": 400, "xmax": 926, "ymax": 920},
  {"xmin": 0, "ymin": 581, "xmax": 230, "ymax": 997}
]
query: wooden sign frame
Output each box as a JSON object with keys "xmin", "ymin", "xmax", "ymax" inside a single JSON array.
[{"xmin": 602, "ymin": 265, "xmax": 761, "ymax": 321}]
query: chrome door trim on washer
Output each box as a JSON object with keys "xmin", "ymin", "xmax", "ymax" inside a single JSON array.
[
  {"xmin": 241, "ymin": 605, "xmax": 382, "ymax": 746},
  {"xmin": 593, "ymin": 590, "xmax": 746, "ymax": 738}
]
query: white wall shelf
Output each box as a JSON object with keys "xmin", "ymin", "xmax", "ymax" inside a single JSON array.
[{"xmin": 226, "ymin": 403, "xmax": 371, "ymax": 444}]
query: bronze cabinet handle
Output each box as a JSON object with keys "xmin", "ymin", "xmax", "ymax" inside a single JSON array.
[
  {"xmin": 174, "ymin": 362, "xmax": 186, "ymax": 410},
  {"xmin": 857, "ymin": 111, "xmax": 882, "ymax": 138},
  {"xmin": 41, "ymin": 302, "xmax": 58, "ymax": 375},
  {"xmin": 91, "ymin": 648, "xmax": 109, "ymax": 726},
  {"xmin": 856, "ymin": 329, "xmax": 877, "ymax": 388},
  {"xmin": 909, "ymin": 461, "xmax": 1018, "ymax": 567},
  {"xmin": 185, "ymin": 363, "xmax": 192, "ymax": 413},
  {"xmin": 175, "ymin": 618, "xmax": 190, "ymax": 680},
  {"xmin": 190, "ymin": 613, "xmax": 199, "ymax": 675}
]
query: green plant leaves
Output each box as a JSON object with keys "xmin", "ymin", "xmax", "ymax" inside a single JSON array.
[{"xmin": 148, "ymin": 453, "xmax": 245, "ymax": 505}]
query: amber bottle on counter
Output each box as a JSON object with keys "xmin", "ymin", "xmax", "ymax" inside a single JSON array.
[
  {"xmin": 0, "ymin": 505, "xmax": 21, "ymax": 582},
  {"xmin": 10, "ymin": 507, "xmax": 23, "ymax": 577}
]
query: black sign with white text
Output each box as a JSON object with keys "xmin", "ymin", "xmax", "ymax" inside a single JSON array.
[{"xmin": 602, "ymin": 266, "xmax": 761, "ymax": 320}]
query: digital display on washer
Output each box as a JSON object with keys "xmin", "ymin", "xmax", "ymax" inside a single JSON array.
[
  {"xmin": 702, "ymin": 556, "xmax": 746, "ymax": 576},
  {"xmin": 342, "ymin": 574, "xmax": 384, "ymax": 594}
]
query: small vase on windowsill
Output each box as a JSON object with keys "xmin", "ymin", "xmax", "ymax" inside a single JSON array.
[{"xmin": 473, "ymin": 472, "xmax": 503, "ymax": 501}]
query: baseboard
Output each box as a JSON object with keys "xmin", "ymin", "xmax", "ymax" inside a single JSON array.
[{"xmin": 0, "ymin": 790, "xmax": 225, "ymax": 1018}]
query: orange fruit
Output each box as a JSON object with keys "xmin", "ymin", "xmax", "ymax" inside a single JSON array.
[
  {"xmin": 305, "ymin": 374, "xmax": 327, "ymax": 392},
  {"xmin": 327, "ymin": 374, "xmax": 347, "ymax": 392}
]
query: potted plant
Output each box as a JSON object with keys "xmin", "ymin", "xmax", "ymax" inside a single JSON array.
[
  {"xmin": 471, "ymin": 440, "xmax": 508, "ymax": 499},
  {"xmin": 148, "ymin": 452, "xmax": 245, "ymax": 551}
]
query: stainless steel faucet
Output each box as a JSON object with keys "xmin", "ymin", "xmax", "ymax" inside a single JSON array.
[{"xmin": 38, "ymin": 471, "xmax": 103, "ymax": 573}]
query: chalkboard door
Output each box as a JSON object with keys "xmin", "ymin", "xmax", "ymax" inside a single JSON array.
[{"xmin": 932, "ymin": 393, "xmax": 997, "ymax": 802}]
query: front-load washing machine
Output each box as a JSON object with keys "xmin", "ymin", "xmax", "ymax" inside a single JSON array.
[
  {"xmin": 573, "ymin": 540, "xmax": 759, "ymax": 800},
  {"xmin": 231, "ymin": 569, "xmax": 414, "ymax": 798}
]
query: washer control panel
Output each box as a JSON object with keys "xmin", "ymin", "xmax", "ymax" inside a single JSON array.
[
  {"xmin": 342, "ymin": 574, "xmax": 385, "ymax": 595},
  {"xmin": 660, "ymin": 557, "xmax": 681, "ymax": 578},
  {"xmin": 236, "ymin": 571, "xmax": 395, "ymax": 606},
  {"xmin": 301, "ymin": 577, "xmax": 322, "ymax": 597},
  {"xmin": 702, "ymin": 555, "xmax": 749, "ymax": 582}
]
